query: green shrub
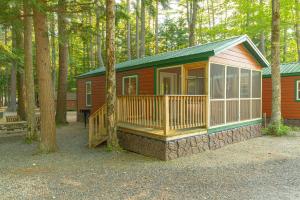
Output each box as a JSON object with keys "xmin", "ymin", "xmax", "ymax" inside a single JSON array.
[{"xmin": 263, "ymin": 121, "xmax": 291, "ymax": 136}]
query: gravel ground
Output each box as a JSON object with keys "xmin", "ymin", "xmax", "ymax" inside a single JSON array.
[{"xmin": 1, "ymin": 119, "xmax": 300, "ymax": 200}]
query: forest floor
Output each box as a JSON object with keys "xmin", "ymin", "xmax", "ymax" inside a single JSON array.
[{"xmin": 1, "ymin": 113, "xmax": 300, "ymax": 200}]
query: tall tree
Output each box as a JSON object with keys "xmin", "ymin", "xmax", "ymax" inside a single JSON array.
[
  {"xmin": 270, "ymin": 0, "xmax": 281, "ymax": 127},
  {"xmin": 189, "ymin": 0, "xmax": 198, "ymax": 46},
  {"xmin": 106, "ymin": 0, "xmax": 120, "ymax": 149},
  {"xmin": 258, "ymin": 0, "xmax": 266, "ymax": 57},
  {"xmin": 33, "ymin": 0, "xmax": 57, "ymax": 152},
  {"xmin": 24, "ymin": 0, "xmax": 37, "ymax": 140},
  {"xmin": 135, "ymin": 0, "xmax": 140, "ymax": 58},
  {"xmin": 296, "ymin": 0, "xmax": 300, "ymax": 61},
  {"xmin": 50, "ymin": 14, "xmax": 56, "ymax": 95},
  {"xmin": 8, "ymin": 27, "xmax": 17, "ymax": 112},
  {"xmin": 56, "ymin": 0, "xmax": 69, "ymax": 124},
  {"xmin": 127, "ymin": 0, "xmax": 131, "ymax": 60},
  {"xmin": 140, "ymin": 0, "xmax": 145, "ymax": 57},
  {"xmin": 96, "ymin": 0, "xmax": 105, "ymax": 67},
  {"xmin": 155, "ymin": 0, "xmax": 159, "ymax": 54}
]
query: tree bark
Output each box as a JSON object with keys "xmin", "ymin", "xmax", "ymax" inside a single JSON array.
[
  {"xmin": 189, "ymin": 0, "xmax": 198, "ymax": 46},
  {"xmin": 33, "ymin": 0, "xmax": 57, "ymax": 152},
  {"xmin": 8, "ymin": 28, "xmax": 17, "ymax": 112},
  {"xmin": 258, "ymin": 0, "xmax": 266, "ymax": 57},
  {"xmin": 56, "ymin": 0, "xmax": 69, "ymax": 124},
  {"xmin": 24, "ymin": 0, "xmax": 37, "ymax": 140},
  {"xmin": 296, "ymin": 0, "xmax": 300, "ymax": 61},
  {"xmin": 135, "ymin": 0, "xmax": 140, "ymax": 58},
  {"xmin": 270, "ymin": 0, "xmax": 281, "ymax": 126},
  {"xmin": 140, "ymin": 0, "xmax": 145, "ymax": 57},
  {"xmin": 106, "ymin": 0, "xmax": 120, "ymax": 149},
  {"xmin": 155, "ymin": 0, "xmax": 159, "ymax": 54},
  {"xmin": 96, "ymin": 0, "xmax": 105, "ymax": 67},
  {"xmin": 50, "ymin": 14, "xmax": 56, "ymax": 96},
  {"xmin": 127, "ymin": 0, "xmax": 132, "ymax": 60},
  {"xmin": 16, "ymin": 29, "xmax": 27, "ymax": 121}
]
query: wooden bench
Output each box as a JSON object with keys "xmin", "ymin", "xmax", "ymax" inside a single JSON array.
[{"xmin": 6, "ymin": 115, "xmax": 20, "ymax": 122}]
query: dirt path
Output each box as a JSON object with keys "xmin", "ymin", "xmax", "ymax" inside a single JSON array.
[{"xmin": 0, "ymin": 121, "xmax": 300, "ymax": 200}]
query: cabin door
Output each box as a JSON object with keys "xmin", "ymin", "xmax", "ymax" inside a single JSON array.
[{"xmin": 159, "ymin": 72, "xmax": 178, "ymax": 95}]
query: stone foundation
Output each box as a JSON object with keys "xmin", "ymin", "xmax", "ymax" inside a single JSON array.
[{"xmin": 118, "ymin": 123, "xmax": 262, "ymax": 160}]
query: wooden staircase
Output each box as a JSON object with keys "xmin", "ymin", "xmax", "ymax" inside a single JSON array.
[{"xmin": 88, "ymin": 104, "xmax": 108, "ymax": 148}]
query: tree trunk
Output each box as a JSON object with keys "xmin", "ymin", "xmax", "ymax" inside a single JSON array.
[
  {"xmin": 50, "ymin": 14, "xmax": 56, "ymax": 96},
  {"xmin": 8, "ymin": 28, "xmax": 17, "ymax": 112},
  {"xmin": 296, "ymin": 0, "xmax": 300, "ymax": 61},
  {"xmin": 155, "ymin": 0, "xmax": 159, "ymax": 54},
  {"xmin": 56, "ymin": 0, "xmax": 69, "ymax": 124},
  {"xmin": 89, "ymin": 14, "xmax": 95, "ymax": 68},
  {"xmin": 96, "ymin": 0, "xmax": 105, "ymax": 67},
  {"xmin": 127, "ymin": 0, "xmax": 132, "ymax": 60},
  {"xmin": 106, "ymin": 0, "xmax": 120, "ymax": 149},
  {"xmin": 135, "ymin": 0, "xmax": 140, "ymax": 58},
  {"xmin": 15, "ymin": 29, "xmax": 27, "ymax": 121},
  {"xmin": 270, "ymin": 0, "xmax": 281, "ymax": 126},
  {"xmin": 189, "ymin": 0, "xmax": 198, "ymax": 46},
  {"xmin": 33, "ymin": 0, "xmax": 57, "ymax": 152},
  {"xmin": 24, "ymin": 0, "xmax": 37, "ymax": 140},
  {"xmin": 258, "ymin": 0, "xmax": 266, "ymax": 57},
  {"xmin": 140, "ymin": 0, "xmax": 145, "ymax": 57}
]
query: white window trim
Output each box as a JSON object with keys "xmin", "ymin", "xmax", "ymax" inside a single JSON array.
[
  {"xmin": 122, "ymin": 75, "xmax": 138, "ymax": 95},
  {"xmin": 296, "ymin": 80, "xmax": 300, "ymax": 101},
  {"xmin": 85, "ymin": 81, "xmax": 92, "ymax": 107}
]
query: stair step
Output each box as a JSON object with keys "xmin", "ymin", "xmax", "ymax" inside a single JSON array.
[{"xmin": 91, "ymin": 136, "xmax": 108, "ymax": 148}]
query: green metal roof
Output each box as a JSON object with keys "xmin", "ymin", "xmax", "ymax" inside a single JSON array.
[
  {"xmin": 78, "ymin": 35, "xmax": 269, "ymax": 79},
  {"xmin": 262, "ymin": 62, "xmax": 300, "ymax": 77}
]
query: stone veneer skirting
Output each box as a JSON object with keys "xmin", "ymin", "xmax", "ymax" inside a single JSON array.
[{"xmin": 118, "ymin": 123, "xmax": 262, "ymax": 160}]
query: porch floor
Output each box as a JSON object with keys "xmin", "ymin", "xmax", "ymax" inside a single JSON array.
[{"xmin": 117, "ymin": 122, "xmax": 207, "ymax": 141}]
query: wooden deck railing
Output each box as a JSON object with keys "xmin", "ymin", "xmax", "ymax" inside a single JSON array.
[
  {"xmin": 89, "ymin": 95, "xmax": 207, "ymax": 147},
  {"xmin": 117, "ymin": 95, "xmax": 207, "ymax": 135},
  {"xmin": 88, "ymin": 104, "xmax": 107, "ymax": 148}
]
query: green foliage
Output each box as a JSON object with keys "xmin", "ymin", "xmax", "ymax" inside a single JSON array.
[{"xmin": 263, "ymin": 121, "xmax": 291, "ymax": 136}]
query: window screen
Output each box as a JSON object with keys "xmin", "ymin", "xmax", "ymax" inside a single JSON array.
[
  {"xmin": 187, "ymin": 68, "xmax": 205, "ymax": 95},
  {"xmin": 123, "ymin": 75, "xmax": 138, "ymax": 95},
  {"xmin": 252, "ymin": 71, "xmax": 261, "ymax": 98},
  {"xmin": 226, "ymin": 67, "xmax": 239, "ymax": 98},
  {"xmin": 240, "ymin": 69, "xmax": 251, "ymax": 98},
  {"xmin": 210, "ymin": 64, "xmax": 225, "ymax": 99}
]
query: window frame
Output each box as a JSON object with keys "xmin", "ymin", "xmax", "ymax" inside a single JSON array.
[
  {"xmin": 85, "ymin": 81, "xmax": 92, "ymax": 107},
  {"xmin": 122, "ymin": 75, "xmax": 139, "ymax": 96},
  {"xmin": 209, "ymin": 62, "xmax": 262, "ymax": 128},
  {"xmin": 296, "ymin": 80, "xmax": 300, "ymax": 102}
]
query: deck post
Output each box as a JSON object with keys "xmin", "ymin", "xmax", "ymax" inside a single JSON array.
[{"xmin": 164, "ymin": 95, "xmax": 169, "ymax": 135}]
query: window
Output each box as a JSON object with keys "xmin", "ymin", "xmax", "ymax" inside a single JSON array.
[
  {"xmin": 122, "ymin": 75, "xmax": 138, "ymax": 95},
  {"xmin": 210, "ymin": 64, "xmax": 225, "ymax": 99},
  {"xmin": 240, "ymin": 69, "xmax": 251, "ymax": 98},
  {"xmin": 210, "ymin": 64, "xmax": 225, "ymax": 126},
  {"xmin": 226, "ymin": 67, "xmax": 239, "ymax": 123},
  {"xmin": 252, "ymin": 71, "xmax": 261, "ymax": 98},
  {"xmin": 86, "ymin": 81, "xmax": 92, "ymax": 106},
  {"xmin": 209, "ymin": 63, "xmax": 262, "ymax": 127},
  {"xmin": 187, "ymin": 68, "xmax": 205, "ymax": 95},
  {"xmin": 296, "ymin": 80, "xmax": 300, "ymax": 101}
]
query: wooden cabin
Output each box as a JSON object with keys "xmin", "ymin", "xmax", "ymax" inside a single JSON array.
[
  {"xmin": 77, "ymin": 35, "xmax": 268, "ymax": 160},
  {"xmin": 262, "ymin": 62, "xmax": 300, "ymax": 126}
]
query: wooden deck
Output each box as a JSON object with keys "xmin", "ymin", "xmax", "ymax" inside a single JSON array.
[
  {"xmin": 118, "ymin": 122, "xmax": 207, "ymax": 141},
  {"xmin": 88, "ymin": 95, "xmax": 208, "ymax": 147}
]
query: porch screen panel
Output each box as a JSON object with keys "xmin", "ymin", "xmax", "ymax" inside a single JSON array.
[
  {"xmin": 252, "ymin": 71, "xmax": 261, "ymax": 118},
  {"xmin": 187, "ymin": 68, "xmax": 205, "ymax": 95},
  {"xmin": 210, "ymin": 64, "xmax": 225, "ymax": 126},
  {"xmin": 226, "ymin": 67, "xmax": 239, "ymax": 123},
  {"xmin": 240, "ymin": 69, "xmax": 251, "ymax": 120}
]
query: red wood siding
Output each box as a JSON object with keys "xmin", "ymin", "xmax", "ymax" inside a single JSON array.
[
  {"xmin": 76, "ymin": 67, "xmax": 154, "ymax": 120},
  {"xmin": 210, "ymin": 44, "xmax": 262, "ymax": 70},
  {"xmin": 263, "ymin": 76, "xmax": 300, "ymax": 119}
]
